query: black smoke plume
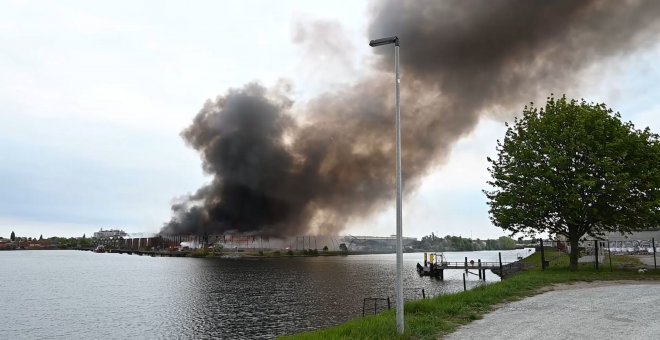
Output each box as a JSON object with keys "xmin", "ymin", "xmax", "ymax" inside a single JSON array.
[{"xmin": 161, "ymin": 0, "xmax": 660, "ymax": 237}]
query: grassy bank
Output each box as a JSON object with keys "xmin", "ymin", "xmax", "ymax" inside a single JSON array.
[{"xmin": 281, "ymin": 252, "xmax": 660, "ymax": 340}]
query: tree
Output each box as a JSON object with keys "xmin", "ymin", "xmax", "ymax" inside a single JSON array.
[
  {"xmin": 485, "ymin": 96, "xmax": 660, "ymax": 269},
  {"xmin": 497, "ymin": 236, "xmax": 516, "ymax": 250},
  {"xmin": 339, "ymin": 243, "xmax": 348, "ymax": 252},
  {"xmin": 10, "ymin": 231, "xmax": 15, "ymax": 241},
  {"xmin": 39, "ymin": 234, "xmax": 43, "ymax": 241}
]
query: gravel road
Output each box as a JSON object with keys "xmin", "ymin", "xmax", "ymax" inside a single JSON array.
[{"xmin": 445, "ymin": 281, "xmax": 660, "ymax": 340}]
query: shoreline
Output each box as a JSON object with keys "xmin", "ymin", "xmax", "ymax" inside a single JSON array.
[
  {"xmin": 4, "ymin": 247, "xmax": 524, "ymax": 258},
  {"xmin": 280, "ymin": 252, "xmax": 660, "ymax": 339}
]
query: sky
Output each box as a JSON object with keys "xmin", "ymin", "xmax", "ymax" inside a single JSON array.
[{"xmin": 1, "ymin": 0, "xmax": 659, "ymax": 240}]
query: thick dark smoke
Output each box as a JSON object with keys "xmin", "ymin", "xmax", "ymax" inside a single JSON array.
[{"xmin": 161, "ymin": 0, "xmax": 660, "ymax": 237}]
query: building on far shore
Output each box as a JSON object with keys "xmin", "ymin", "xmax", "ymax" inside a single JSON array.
[
  {"xmin": 0, "ymin": 238, "xmax": 13, "ymax": 250},
  {"xmin": 93, "ymin": 228, "xmax": 127, "ymax": 239},
  {"xmin": 340, "ymin": 235, "xmax": 418, "ymax": 252}
]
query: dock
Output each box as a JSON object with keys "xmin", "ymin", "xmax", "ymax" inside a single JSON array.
[{"xmin": 417, "ymin": 253, "xmax": 527, "ymax": 280}]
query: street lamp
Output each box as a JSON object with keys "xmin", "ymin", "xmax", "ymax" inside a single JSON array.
[{"xmin": 369, "ymin": 35, "xmax": 403, "ymax": 335}]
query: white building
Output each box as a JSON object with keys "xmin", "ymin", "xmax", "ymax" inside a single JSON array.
[{"xmin": 93, "ymin": 228, "xmax": 127, "ymax": 239}]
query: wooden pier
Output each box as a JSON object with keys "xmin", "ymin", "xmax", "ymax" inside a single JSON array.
[{"xmin": 417, "ymin": 254, "xmax": 527, "ymax": 281}]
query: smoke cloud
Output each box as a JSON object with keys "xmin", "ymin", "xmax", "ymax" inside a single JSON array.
[{"xmin": 161, "ymin": 0, "xmax": 660, "ymax": 237}]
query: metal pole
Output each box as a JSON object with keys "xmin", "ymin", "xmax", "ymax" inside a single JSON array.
[
  {"xmin": 499, "ymin": 252, "xmax": 503, "ymax": 280},
  {"xmin": 594, "ymin": 240, "xmax": 599, "ymax": 271},
  {"xmin": 540, "ymin": 238, "xmax": 545, "ymax": 270},
  {"xmin": 653, "ymin": 237, "xmax": 657, "ymax": 270},
  {"xmin": 394, "ymin": 43, "xmax": 404, "ymax": 336},
  {"xmin": 608, "ymin": 240, "xmax": 613, "ymax": 272},
  {"xmin": 369, "ymin": 35, "xmax": 402, "ymax": 334},
  {"xmin": 478, "ymin": 259, "xmax": 482, "ymax": 280}
]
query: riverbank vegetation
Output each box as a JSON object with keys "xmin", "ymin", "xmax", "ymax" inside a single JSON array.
[
  {"xmin": 0, "ymin": 233, "xmax": 92, "ymax": 250},
  {"xmin": 413, "ymin": 233, "xmax": 519, "ymax": 251},
  {"xmin": 281, "ymin": 252, "xmax": 660, "ymax": 340}
]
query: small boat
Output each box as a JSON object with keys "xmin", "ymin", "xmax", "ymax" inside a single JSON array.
[
  {"xmin": 416, "ymin": 252, "xmax": 446, "ymax": 279},
  {"xmin": 94, "ymin": 245, "xmax": 106, "ymax": 253}
]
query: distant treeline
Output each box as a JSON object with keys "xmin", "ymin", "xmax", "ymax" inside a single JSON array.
[
  {"xmin": 412, "ymin": 233, "xmax": 527, "ymax": 251},
  {"xmin": 1, "ymin": 233, "xmax": 92, "ymax": 249}
]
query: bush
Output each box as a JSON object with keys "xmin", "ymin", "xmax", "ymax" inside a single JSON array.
[{"xmin": 191, "ymin": 248, "xmax": 210, "ymax": 258}]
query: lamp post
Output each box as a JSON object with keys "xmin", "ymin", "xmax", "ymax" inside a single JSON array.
[{"xmin": 369, "ymin": 35, "xmax": 403, "ymax": 335}]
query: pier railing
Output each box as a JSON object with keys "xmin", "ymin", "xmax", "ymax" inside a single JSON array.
[{"xmin": 439, "ymin": 261, "xmax": 512, "ymax": 269}]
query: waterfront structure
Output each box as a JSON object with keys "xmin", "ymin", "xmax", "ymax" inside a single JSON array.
[
  {"xmin": 93, "ymin": 228, "xmax": 128, "ymax": 239},
  {"xmin": 340, "ymin": 235, "xmax": 417, "ymax": 252}
]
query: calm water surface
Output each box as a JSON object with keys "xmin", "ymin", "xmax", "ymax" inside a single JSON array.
[{"xmin": 1, "ymin": 249, "xmax": 532, "ymax": 339}]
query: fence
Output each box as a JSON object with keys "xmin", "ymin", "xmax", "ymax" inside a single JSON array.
[
  {"xmin": 362, "ymin": 297, "xmax": 391, "ymax": 316},
  {"xmin": 539, "ymin": 238, "xmax": 658, "ymax": 270}
]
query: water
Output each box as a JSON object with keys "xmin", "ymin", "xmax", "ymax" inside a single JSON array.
[{"xmin": 1, "ymin": 249, "xmax": 533, "ymax": 339}]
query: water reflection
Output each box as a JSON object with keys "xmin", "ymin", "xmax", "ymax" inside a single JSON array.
[{"xmin": 1, "ymin": 249, "xmax": 532, "ymax": 339}]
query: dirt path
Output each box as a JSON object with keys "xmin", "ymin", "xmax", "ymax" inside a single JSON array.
[{"xmin": 445, "ymin": 281, "xmax": 660, "ymax": 340}]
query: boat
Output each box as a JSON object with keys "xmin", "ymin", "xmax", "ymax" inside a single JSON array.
[
  {"xmin": 416, "ymin": 252, "xmax": 446, "ymax": 279},
  {"xmin": 94, "ymin": 245, "xmax": 106, "ymax": 253}
]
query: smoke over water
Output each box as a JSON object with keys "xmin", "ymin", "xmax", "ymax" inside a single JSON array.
[{"xmin": 161, "ymin": 0, "xmax": 660, "ymax": 237}]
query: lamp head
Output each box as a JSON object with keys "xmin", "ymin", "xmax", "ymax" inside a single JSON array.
[{"xmin": 369, "ymin": 36, "xmax": 399, "ymax": 47}]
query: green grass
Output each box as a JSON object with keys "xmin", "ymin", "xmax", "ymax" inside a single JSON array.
[{"xmin": 280, "ymin": 252, "xmax": 660, "ymax": 340}]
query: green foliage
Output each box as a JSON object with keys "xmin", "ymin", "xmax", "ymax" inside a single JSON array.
[
  {"xmin": 79, "ymin": 237, "xmax": 92, "ymax": 248},
  {"xmin": 339, "ymin": 243, "xmax": 348, "ymax": 252},
  {"xmin": 212, "ymin": 244, "xmax": 224, "ymax": 254},
  {"xmin": 191, "ymin": 248, "xmax": 210, "ymax": 257},
  {"xmin": 485, "ymin": 96, "xmax": 660, "ymax": 269},
  {"xmin": 10, "ymin": 231, "xmax": 15, "ymax": 241},
  {"xmin": 413, "ymin": 233, "xmax": 517, "ymax": 251},
  {"xmin": 302, "ymin": 248, "xmax": 319, "ymax": 256},
  {"xmin": 323, "ymin": 245, "xmax": 329, "ymax": 252}
]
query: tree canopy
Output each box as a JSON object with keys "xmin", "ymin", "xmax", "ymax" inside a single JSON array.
[
  {"xmin": 484, "ymin": 96, "xmax": 660, "ymax": 269},
  {"xmin": 10, "ymin": 231, "xmax": 15, "ymax": 241},
  {"xmin": 413, "ymin": 233, "xmax": 517, "ymax": 251}
]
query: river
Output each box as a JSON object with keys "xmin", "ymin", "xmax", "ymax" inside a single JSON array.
[{"xmin": 1, "ymin": 249, "xmax": 533, "ymax": 339}]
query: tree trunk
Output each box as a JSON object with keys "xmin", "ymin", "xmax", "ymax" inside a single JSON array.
[{"xmin": 569, "ymin": 236, "xmax": 580, "ymax": 270}]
